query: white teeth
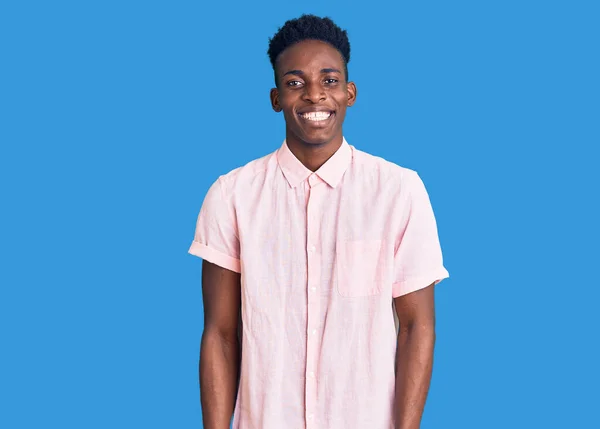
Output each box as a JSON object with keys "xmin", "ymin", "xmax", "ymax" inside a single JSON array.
[{"xmin": 301, "ymin": 111, "xmax": 332, "ymax": 121}]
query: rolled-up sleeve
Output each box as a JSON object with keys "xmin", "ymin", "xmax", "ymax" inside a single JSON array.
[
  {"xmin": 392, "ymin": 170, "xmax": 449, "ymax": 298},
  {"xmin": 188, "ymin": 177, "xmax": 241, "ymax": 273}
]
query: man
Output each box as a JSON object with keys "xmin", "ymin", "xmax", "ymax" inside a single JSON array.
[{"xmin": 188, "ymin": 14, "xmax": 449, "ymax": 429}]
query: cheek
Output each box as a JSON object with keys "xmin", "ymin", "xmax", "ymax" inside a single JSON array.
[
  {"xmin": 336, "ymin": 97, "xmax": 348, "ymax": 111},
  {"xmin": 281, "ymin": 108, "xmax": 296, "ymax": 122},
  {"xmin": 334, "ymin": 91, "xmax": 349, "ymax": 106},
  {"xmin": 278, "ymin": 98, "xmax": 296, "ymax": 116}
]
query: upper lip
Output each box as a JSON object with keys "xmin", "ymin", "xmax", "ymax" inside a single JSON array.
[{"xmin": 297, "ymin": 107, "xmax": 335, "ymax": 115}]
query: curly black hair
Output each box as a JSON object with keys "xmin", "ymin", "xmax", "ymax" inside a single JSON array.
[{"xmin": 267, "ymin": 14, "xmax": 351, "ymax": 85}]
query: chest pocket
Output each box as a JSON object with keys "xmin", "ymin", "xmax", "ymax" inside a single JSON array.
[{"xmin": 336, "ymin": 239, "xmax": 385, "ymax": 297}]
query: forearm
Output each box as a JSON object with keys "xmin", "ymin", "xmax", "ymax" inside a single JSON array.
[
  {"xmin": 394, "ymin": 324, "xmax": 435, "ymax": 429},
  {"xmin": 200, "ymin": 329, "xmax": 240, "ymax": 429}
]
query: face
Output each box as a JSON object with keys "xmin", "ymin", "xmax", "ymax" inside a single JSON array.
[{"xmin": 270, "ymin": 40, "xmax": 357, "ymax": 147}]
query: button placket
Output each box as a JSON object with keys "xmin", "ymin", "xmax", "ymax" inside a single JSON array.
[{"xmin": 305, "ymin": 174, "xmax": 321, "ymax": 427}]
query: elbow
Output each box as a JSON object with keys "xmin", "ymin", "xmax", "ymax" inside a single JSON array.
[
  {"xmin": 202, "ymin": 325, "xmax": 240, "ymax": 348},
  {"xmin": 397, "ymin": 318, "xmax": 436, "ymax": 343},
  {"xmin": 399, "ymin": 314, "xmax": 435, "ymax": 332}
]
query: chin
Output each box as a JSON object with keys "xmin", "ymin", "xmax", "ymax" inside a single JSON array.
[
  {"xmin": 299, "ymin": 131, "xmax": 339, "ymax": 146},
  {"xmin": 303, "ymin": 137, "xmax": 330, "ymax": 145},
  {"xmin": 287, "ymin": 122, "xmax": 342, "ymax": 146}
]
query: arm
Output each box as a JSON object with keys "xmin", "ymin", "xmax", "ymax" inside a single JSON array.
[
  {"xmin": 200, "ymin": 259, "xmax": 242, "ymax": 429},
  {"xmin": 393, "ymin": 283, "xmax": 436, "ymax": 429}
]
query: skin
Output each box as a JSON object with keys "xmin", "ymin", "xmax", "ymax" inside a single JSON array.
[
  {"xmin": 394, "ymin": 284, "xmax": 436, "ymax": 429},
  {"xmin": 199, "ymin": 260, "xmax": 241, "ymax": 429},
  {"xmin": 200, "ymin": 38, "xmax": 436, "ymax": 429},
  {"xmin": 270, "ymin": 39, "xmax": 357, "ymax": 172}
]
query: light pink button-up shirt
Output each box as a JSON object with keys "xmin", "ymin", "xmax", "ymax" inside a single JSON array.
[{"xmin": 189, "ymin": 138, "xmax": 449, "ymax": 429}]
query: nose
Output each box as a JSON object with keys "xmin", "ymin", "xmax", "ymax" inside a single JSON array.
[{"xmin": 302, "ymin": 81, "xmax": 326, "ymax": 103}]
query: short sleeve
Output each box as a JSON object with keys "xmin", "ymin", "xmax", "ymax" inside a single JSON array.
[
  {"xmin": 188, "ymin": 177, "xmax": 241, "ymax": 273},
  {"xmin": 392, "ymin": 170, "xmax": 449, "ymax": 297}
]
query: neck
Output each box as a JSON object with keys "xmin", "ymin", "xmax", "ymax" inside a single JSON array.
[{"xmin": 285, "ymin": 133, "xmax": 344, "ymax": 172}]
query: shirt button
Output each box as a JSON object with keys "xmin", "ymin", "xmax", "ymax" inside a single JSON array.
[
  {"xmin": 311, "ymin": 286, "xmax": 317, "ymax": 292},
  {"xmin": 311, "ymin": 329, "xmax": 317, "ymax": 336},
  {"xmin": 308, "ymin": 414, "xmax": 314, "ymax": 421},
  {"xmin": 308, "ymin": 245, "xmax": 316, "ymax": 253},
  {"xmin": 309, "ymin": 371, "xmax": 315, "ymax": 378}
]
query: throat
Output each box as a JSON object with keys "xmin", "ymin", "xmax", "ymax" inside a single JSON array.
[{"xmin": 285, "ymin": 135, "xmax": 344, "ymax": 172}]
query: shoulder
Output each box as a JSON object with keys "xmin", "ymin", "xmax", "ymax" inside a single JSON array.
[
  {"xmin": 350, "ymin": 145, "xmax": 419, "ymax": 191},
  {"xmin": 213, "ymin": 148, "xmax": 279, "ymax": 195}
]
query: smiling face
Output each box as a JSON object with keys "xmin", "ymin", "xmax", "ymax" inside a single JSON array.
[{"xmin": 270, "ymin": 40, "xmax": 357, "ymax": 148}]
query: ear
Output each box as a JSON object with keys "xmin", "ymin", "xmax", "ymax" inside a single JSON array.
[
  {"xmin": 346, "ymin": 82, "xmax": 357, "ymax": 107},
  {"xmin": 270, "ymin": 88, "xmax": 282, "ymax": 112}
]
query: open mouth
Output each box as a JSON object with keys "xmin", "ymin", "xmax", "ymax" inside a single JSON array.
[{"xmin": 298, "ymin": 111, "xmax": 335, "ymax": 123}]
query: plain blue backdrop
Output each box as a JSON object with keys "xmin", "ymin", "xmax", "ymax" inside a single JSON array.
[{"xmin": 1, "ymin": 1, "xmax": 599, "ymax": 428}]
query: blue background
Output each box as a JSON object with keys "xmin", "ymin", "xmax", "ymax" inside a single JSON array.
[{"xmin": 1, "ymin": 0, "xmax": 599, "ymax": 428}]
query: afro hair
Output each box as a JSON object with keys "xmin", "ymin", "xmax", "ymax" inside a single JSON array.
[{"xmin": 267, "ymin": 14, "xmax": 351, "ymax": 84}]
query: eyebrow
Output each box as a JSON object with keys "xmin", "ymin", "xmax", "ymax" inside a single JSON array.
[{"xmin": 282, "ymin": 68, "xmax": 342, "ymax": 77}]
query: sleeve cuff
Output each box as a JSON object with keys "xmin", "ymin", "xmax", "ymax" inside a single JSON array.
[
  {"xmin": 188, "ymin": 241, "xmax": 241, "ymax": 274},
  {"xmin": 392, "ymin": 268, "xmax": 449, "ymax": 298}
]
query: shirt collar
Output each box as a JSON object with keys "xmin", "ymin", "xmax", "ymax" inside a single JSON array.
[{"xmin": 277, "ymin": 137, "xmax": 353, "ymax": 189}]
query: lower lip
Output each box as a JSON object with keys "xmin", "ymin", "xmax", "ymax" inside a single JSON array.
[{"xmin": 298, "ymin": 113, "xmax": 335, "ymax": 127}]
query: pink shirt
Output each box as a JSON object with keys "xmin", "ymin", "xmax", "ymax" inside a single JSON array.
[{"xmin": 189, "ymin": 138, "xmax": 449, "ymax": 429}]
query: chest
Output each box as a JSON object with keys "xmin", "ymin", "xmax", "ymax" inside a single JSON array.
[{"xmin": 234, "ymin": 177, "xmax": 403, "ymax": 305}]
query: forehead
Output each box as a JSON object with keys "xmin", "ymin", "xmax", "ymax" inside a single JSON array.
[{"xmin": 276, "ymin": 39, "xmax": 344, "ymax": 72}]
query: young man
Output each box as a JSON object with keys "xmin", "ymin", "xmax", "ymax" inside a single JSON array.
[{"xmin": 188, "ymin": 14, "xmax": 449, "ymax": 429}]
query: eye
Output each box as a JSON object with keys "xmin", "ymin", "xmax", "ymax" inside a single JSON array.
[
  {"xmin": 324, "ymin": 78, "xmax": 339, "ymax": 84},
  {"xmin": 287, "ymin": 80, "xmax": 303, "ymax": 87}
]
